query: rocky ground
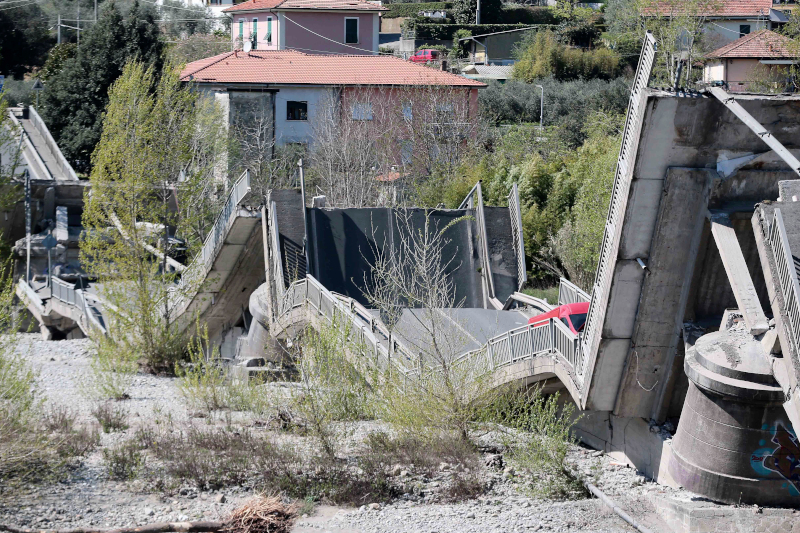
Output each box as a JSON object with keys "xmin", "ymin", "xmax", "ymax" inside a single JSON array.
[{"xmin": 0, "ymin": 335, "xmax": 679, "ymax": 532}]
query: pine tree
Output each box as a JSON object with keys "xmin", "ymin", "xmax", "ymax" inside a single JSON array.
[{"xmin": 39, "ymin": 0, "xmax": 163, "ymax": 174}]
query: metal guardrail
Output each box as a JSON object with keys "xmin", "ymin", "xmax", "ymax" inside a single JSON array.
[
  {"xmin": 277, "ymin": 275, "xmax": 417, "ymax": 375},
  {"xmin": 277, "ymin": 273, "xmax": 584, "ymax": 388},
  {"xmin": 580, "ymin": 32, "xmax": 656, "ymax": 386},
  {"xmin": 175, "ymin": 170, "xmax": 251, "ymax": 297},
  {"xmin": 51, "ymin": 277, "xmax": 107, "ymax": 335},
  {"xmin": 508, "ymin": 183, "xmax": 527, "ymax": 290},
  {"xmin": 558, "ymin": 278, "xmax": 591, "ymax": 306},
  {"xmin": 28, "ymin": 107, "xmax": 79, "ymax": 181},
  {"xmin": 767, "ymin": 208, "xmax": 800, "ymax": 358},
  {"xmin": 7, "ymin": 110, "xmax": 51, "ymax": 181},
  {"xmin": 459, "ymin": 181, "xmax": 500, "ymax": 308}
]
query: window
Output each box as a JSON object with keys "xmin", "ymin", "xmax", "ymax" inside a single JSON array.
[
  {"xmin": 400, "ymin": 140, "xmax": 413, "ymax": 165},
  {"xmin": 287, "ymin": 101, "xmax": 308, "ymax": 121},
  {"xmin": 267, "ymin": 16, "xmax": 273, "ymax": 44},
  {"xmin": 252, "ymin": 18, "xmax": 258, "ymax": 49},
  {"xmin": 238, "ymin": 19, "xmax": 244, "ymax": 40},
  {"xmin": 345, "ymin": 17, "xmax": 359, "ymax": 44},
  {"xmin": 740, "ymin": 24, "xmax": 751, "ymax": 37},
  {"xmin": 352, "ymin": 102, "xmax": 373, "ymax": 120},
  {"xmin": 402, "ymin": 101, "xmax": 412, "ymax": 121}
]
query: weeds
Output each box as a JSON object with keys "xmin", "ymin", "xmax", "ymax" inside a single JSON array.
[
  {"xmin": 92, "ymin": 401, "xmax": 129, "ymax": 433},
  {"xmin": 41, "ymin": 406, "xmax": 100, "ymax": 458},
  {"xmin": 81, "ymin": 335, "xmax": 138, "ymax": 400},
  {"xmin": 103, "ymin": 441, "xmax": 145, "ymax": 480},
  {"xmin": 176, "ymin": 324, "xmax": 228, "ymax": 412},
  {"xmin": 481, "ymin": 387, "xmax": 585, "ymax": 499}
]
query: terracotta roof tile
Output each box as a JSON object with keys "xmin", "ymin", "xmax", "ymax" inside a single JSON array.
[
  {"xmin": 180, "ymin": 50, "xmax": 486, "ymax": 87},
  {"xmin": 224, "ymin": 0, "xmax": 384, "ymax": 13},
  {"xmin": 646, "ymin": 0, "xmax": 772, "ymax": 17},
  {"xmin": 706, "ymin": 29, "xmax": 798, "ymax": 58}
]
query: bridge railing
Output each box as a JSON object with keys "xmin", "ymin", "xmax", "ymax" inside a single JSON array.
[
  {"xmin": 51, "ymin": 277, "xmax": 107, "ymax": 335},
  {"xmin": 508, "ymin": 183, "xmax": 527, "ymax": 291},
  {"xmin": 459, "ymin": 181, "xmax": 500, "ymax": 308},
  {"xmin": 767, "ymin": 208, "xmax": 800, "ymax": 358},
  {"xmin": 175, "ymin": 170, "xmax": 251, "ymax": 298},
  {"xmin": 277, "ymin": 275, "xmax": 417, "ymax": 374},
  {"xmin": 579, "ymin": 31, "xmax": 656, "ymax": 391},
  {"xmin": 558, "ymin": 278, "xmax": 590, "ymax": 306},
  {"xmin": 28, "ymin": 107, "xmax": 79, "ymax": 181},
  {"xmin": 8, "ymin": 110, "xmax": 51, "ymax": 181},
  {"xmin": 276, "ymin": 273, "xmax": 585, "ymax": 393}
]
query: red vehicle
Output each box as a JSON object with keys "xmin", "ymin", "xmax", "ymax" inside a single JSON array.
[
  {"xmin": 410, "ymin": 49, "xmax": 440, "ymax": 63},
  {"xmin": 528, "ymin": 302, "xmax": 590, "ymax": 335}
]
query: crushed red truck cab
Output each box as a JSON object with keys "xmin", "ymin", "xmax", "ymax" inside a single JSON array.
[{"xmin": 527, "ymin": 302, "xmax": 589, "ymax": 335}]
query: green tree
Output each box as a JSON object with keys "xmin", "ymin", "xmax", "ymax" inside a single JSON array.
[
  {"xmin": 512, "ymin": 30, "xmax": 621, "ymax": 82},
  {"xmin": 81, "ymin": 61, "xmax": 226, "ymax": 374},
  {"xmin": 38, "ymin": 43, "xmax": 78, "ymax": 83},
  {"xmin": 0, "ymin": 4, "xmax": 54, "ymax": 78},
  {"xmin": 553, "ymin": 112, "xmax": 623, "ymax": 289},
  {"xmin": 452, "ymin": 0, "xmax": 502, "ymax": 24},
  {"xmin": 39, "ymin": 0, "xmax": 163, "ymax": 174}
]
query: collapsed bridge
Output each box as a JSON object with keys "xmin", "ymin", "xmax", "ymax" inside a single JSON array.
[{"xmin": 14, "ymin": 31, "xmax": 800, "ymax": 510}]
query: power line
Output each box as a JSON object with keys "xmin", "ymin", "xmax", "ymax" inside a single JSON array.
[
  {"xmin": 140, "ymin": 0, "xmax": 228, "ymax": 15},
  {"xmin": 282, "ymin": 13, "xmax": 392, "ymax": 55},
  {"xmin": 0, "ymin": 1, "xmax": 40, "ymax": 11}
]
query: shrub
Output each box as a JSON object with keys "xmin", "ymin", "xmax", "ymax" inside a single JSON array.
[
  {"xmin": 383, "ymin": 2, "xmax": 452, "ymax": 19},
  {"xmin": 552, "ymin": 112, "xmax": 623, "ymax": 290},
  {"xmin": 452, "ymin": 0, "xmax": 502, "ymax": 24},
  {"xmin": 480, "ymin": 386, "xmax": 584, "ymax": 499},
  {"xmin": 41, "ymin": 406, "xmax": 101, "ymax": 458},
  {"xmin": 176, "ymin": 324, "xmax": 229, "ymax": 413},
  {"xmin": 499, "ymin": 5, "xmax": 559, "ymax": 25},
  {"xmin": 512, "ymin": 30, "xmax": 621, "ymax": 82},
  {"xmin": 103, "ymin": 441, "xmax": 145, "ymax": 480},
  {"xmin": 408, "ymin": 22, "xmax": 540, "ymax": 40},
  {"xmin": 91, "ymin": 401, "xmax": 129, "ymax": 433}
]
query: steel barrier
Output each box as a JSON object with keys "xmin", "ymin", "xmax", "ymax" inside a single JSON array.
[{"xmin": 767, "ymin": 208, "xmax": 800, "ymax": 358}]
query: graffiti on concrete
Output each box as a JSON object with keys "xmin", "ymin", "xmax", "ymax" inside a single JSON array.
[{"xmin": 750, "ymin": 423, "xmax": 800, "ymax": 496}]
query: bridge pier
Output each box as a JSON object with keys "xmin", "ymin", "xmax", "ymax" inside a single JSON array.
[{"xmin": 669, "ymin": 329, "xmax": 795, "ymax": 506}]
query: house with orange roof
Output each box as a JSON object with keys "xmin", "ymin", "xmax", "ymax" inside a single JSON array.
[
  {"xmin": 643, "ymin": 0, "xmax": 794, "ymax": 50},
  {"xmin": 180, "ymin": 49, "xmax": 485, "ymax": 150},
  {"xmin": 703, "ymin": 29, "xmax": 798, "ymax": 91},
  {"xmin": 220, "ymin": 0, "xmax": 385, "ymax": 55}
]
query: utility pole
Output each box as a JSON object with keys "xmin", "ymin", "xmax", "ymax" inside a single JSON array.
[
  {"xmin": 57, "ymin": 14, "xmax": 61, "ymax": 44},
  {"xmin": 476, "ymin": 0, "xmax": 481, "ymax": 24},
  {"xmin": 94, "ymin": 0, "xmax": 98, "ymax": 21},
  {"xmin": 535, "ymin": 84, "xmax": 544, "ymax": 131},
  {"xmin": 25, "ymin": 170, "xmax": 30, "ymax": 284},
  {"xmin": 77, "ymin": 5, "xmax": 80, "ymax": 44},
  {"xmin": 298, "ymin": 159, "xmax": 311, "ymax": 276}
]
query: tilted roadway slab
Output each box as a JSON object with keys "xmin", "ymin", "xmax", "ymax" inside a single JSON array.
[{"xmin": 174, "ymin": 206, "xmax": 264, "ymax": 341}]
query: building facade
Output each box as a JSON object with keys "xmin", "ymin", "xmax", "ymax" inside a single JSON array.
[{"xmin": 223, "ymin": 0, "xmax": 383, "ymax": 54}]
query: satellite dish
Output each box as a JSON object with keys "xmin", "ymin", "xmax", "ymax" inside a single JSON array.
[{"xmin": 243, "ymin": 41, "xmax": 252, "ymax": 53}]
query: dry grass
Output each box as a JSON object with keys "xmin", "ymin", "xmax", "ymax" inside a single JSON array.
[{"xmin": 224, "ymin": 495, "xmax": 298, "ymax": 533}]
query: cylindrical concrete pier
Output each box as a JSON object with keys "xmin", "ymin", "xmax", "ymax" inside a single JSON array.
[{"xmin": 669, "ymin": 329, "xmax": 799, "ymax": 506}]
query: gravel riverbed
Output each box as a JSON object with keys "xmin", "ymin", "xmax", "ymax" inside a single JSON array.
[{"xmin": 0, "ymin": 335, "xmax": 677, "ymax": 532}]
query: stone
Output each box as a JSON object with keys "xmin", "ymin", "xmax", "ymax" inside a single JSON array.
[
  {"xmin": 485, "ymin": 454, "xmax": 504, "ymax": 469},
  {"xmin": 215, "ymin": 494, "xmax": 226, "ymax": 504},
  {"xmin": 368, "ymin": 503, "xmax": 381, "ymax": 511},
  {"xmin": 144, "ymin": 509, "xmax": 154, "ymax": 517}
]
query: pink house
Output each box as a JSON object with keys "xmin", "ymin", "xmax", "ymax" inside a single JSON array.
[
  {"xmin": 223, "ymin": 0, "xmax": 385, "ymax": 54},
  {"xmin": 703, "ymin": 29, "xmax": 798, "ymax": 92}
]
